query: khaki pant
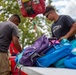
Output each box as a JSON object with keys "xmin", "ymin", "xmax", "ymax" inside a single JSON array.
[{"xmin": 0, "ymin": 52, "xmax": 11, "ymax": 75}]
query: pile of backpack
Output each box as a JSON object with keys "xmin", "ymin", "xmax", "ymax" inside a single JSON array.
[{"xmin": 15, "ymin": 35, "xmax": 76, "ymax": 69}]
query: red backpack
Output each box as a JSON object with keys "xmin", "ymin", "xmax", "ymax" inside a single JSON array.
[
  {"xmin": 17, "ymin": 0, "xmax": 45, "ymax": 17},
  {"xmin": 9, "ymin": 42, "xmax": 19, "ymax": 56}
]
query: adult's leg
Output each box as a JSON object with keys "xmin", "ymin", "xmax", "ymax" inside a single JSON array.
[{"xmin": 0, "ymin": 53, "xmax": 11, "ymax": 75}]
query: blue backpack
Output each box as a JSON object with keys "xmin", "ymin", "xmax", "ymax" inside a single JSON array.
[
  {"xmin": 54, "ymin": 39, "xmax": 76, "ymax": 68},
  {"xmin": 53, "ymin": 39, "xmax": 70, "ymax": 68},
  {"xmin": 36, "ymin": 42, "xmax": 72, "ymax": 67},
  {"xmin": 70, "ymin": 40, "xmax": 76, "ymax": 49},
  {"xmin": 64, "ymin": 47, "xmax": 76, "ymax": 69}
]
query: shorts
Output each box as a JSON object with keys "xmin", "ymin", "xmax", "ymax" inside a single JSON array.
[{"xmin": 0, "ymin": 52, "xmax": 11, "ymax": 75}]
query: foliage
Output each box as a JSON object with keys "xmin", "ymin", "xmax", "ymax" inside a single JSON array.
[{"xmin": 0, "ymin": 0, "xmax": 52, "ymax": 49}]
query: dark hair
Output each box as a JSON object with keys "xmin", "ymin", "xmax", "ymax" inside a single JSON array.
[
  {"xmin": 13, "ymin": 14, "xmax": 21, "ymax": 23},
  {"xmin": 43, "ymin": 5, "xmax": 55, "ymax": 15},
  {"xmin": 10, "ymin": 14, "xmax": 21, "ymax": 23}
]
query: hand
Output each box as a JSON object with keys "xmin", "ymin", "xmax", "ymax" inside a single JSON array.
[{"xmin": 59, "ymin": 36, "xmax": 68, "ymax": 41}]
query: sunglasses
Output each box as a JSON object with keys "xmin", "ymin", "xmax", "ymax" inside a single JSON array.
[{"xmin": 46, "ymin": 12, "xmax": 51, "ymax": 18}]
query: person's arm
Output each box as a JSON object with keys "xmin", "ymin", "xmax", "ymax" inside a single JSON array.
[
  {"xmin": 59, "ymin": 22, "xmax": 76, "ymax": 41},
  {"xmin": 12, "ymin": 36, "xmax": 22, "ymax": 52}
]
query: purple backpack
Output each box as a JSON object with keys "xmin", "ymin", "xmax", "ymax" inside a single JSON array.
[{"xmin": 19, "ymin": 35, "xmax": 49, "ymax": 66}]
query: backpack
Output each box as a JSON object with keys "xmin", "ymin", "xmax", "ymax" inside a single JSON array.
[
  {"xmin": 9, "ymin": 41, "xmax": 19, "ymax": 56},
  {"xmin": 17, "ymin": 0, "xmax": 45, "ymax": 17},
  {"xmin": 54, "ymin": 39, "xmax": 76, "ymax": 69},
  {"xmin": 64, "ymin": 47, "xmax": 76, "ymax": 69},
  {"xmin": 36, "ymin": 42, "xmax": 72, "ymax": 67},
  {"xmin": 19, "ymin": 35, "xmax": 49, "ymax": 66}
]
